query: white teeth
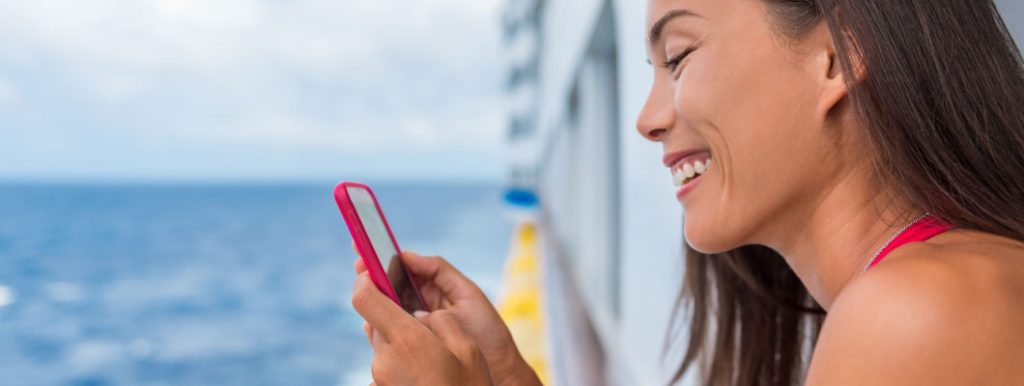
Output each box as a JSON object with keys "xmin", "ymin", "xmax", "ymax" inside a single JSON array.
[
  {"xmin": 670, "ymin": 158, "xmax": 712, "ymax": 187},
  {"xmin": 694, "ymin": 160, "xmax": 706, "ymax": 174},
  {"xmin": 683, "ymin": 163, "xmax": 696, "ymax": 179},
  {"xmin": 673, "ymin": 169, "xmax": 685, "ymax": 187}
]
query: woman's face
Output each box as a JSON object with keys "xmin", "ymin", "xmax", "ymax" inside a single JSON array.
[{"xmin": 639, "ymin": 0, "xmax": 849, "ymax": 252}]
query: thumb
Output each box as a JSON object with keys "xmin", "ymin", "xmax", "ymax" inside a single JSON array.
[{"xmin": 400, "ymin": 251, "xmax": 478, "ymax": 298}]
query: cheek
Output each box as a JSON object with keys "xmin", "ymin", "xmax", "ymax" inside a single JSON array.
[
  {"xmin": 673, "ymin": 43, "xmax": 823, "ymax": 250},
  {"xmin": 673, "ymin": 56, "xmax": 720, "ymax": 129},
  {"xmin": 675, "ymin": 48, "xmax": 788, "ymax": 192}
]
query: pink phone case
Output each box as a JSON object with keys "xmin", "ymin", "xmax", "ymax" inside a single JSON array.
[{"xmin": 334, "ymin": 182, "xmax": 429, "ymax": 311}]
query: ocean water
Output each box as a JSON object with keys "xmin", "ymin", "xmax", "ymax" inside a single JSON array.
[{"xmin": 0, "ymin": 182, "xmax": 512, "ymax": 386}]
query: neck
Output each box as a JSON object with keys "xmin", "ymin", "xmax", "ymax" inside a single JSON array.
[{"xmin": 762, "ymin": 172, "xmax": 920, "ymax": 310}]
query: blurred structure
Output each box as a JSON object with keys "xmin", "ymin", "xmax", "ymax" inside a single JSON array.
[
  {"xmin": 501, "ymin": 1, "xmax": 1024, "ymax": 385},
  {"xmin": 497, "ymin": 222, "xmax": 550, "ymax": 385},
  {"xmin": 501, "ymin": 1, "xmax": 684, "ymax": 384}
]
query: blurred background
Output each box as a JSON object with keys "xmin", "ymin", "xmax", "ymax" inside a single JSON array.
[
  {"xmin": 0, "ymin": 1, "xmax": 510, "ymax": 385},
  {"xmin": 4, "ymin": 1, "xmax": 1024, "ymax": 385}
]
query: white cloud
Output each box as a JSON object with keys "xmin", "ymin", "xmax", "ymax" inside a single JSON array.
[{"xmin": 0, "ymin": 0, "xmax": 507, "ymax": 180}]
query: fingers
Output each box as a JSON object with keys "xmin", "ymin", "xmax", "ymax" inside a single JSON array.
[
  {"xmin": 417, "ymin": 310, "xmax": 478, "ymax": 363},
  {"xmin": 351, "ymin": 273, "xmax": 417, "ymax": 342},
  {"xmin": 400, "ymin": 251, "xmax": 477, "ymax": 298},
  {"xmin": 363, "ymin": 322, "xmax": 374, "ymax": 344},
  {"xmin": 362, "ymin": 322, "xmax": 383, "ymax": 349}
]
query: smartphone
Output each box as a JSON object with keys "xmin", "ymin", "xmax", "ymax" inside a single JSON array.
[{"xmin": 334, "ymin": 182, "xmax": 429, "ymax": 313}]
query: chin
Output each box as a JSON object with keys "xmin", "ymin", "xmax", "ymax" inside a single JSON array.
[{"xmin": 683, "ymin": 217, "xmax": 741, "ymax": 254}]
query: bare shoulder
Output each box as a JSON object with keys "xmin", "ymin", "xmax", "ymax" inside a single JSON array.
[{"xmin": 805, "ymin": 230, "xmax": 1024, "ymax": 386}]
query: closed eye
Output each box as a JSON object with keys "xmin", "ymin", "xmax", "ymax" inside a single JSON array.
[{"xmin": 663, "ymin": 47, "xmax": 696, "ymax": 73}]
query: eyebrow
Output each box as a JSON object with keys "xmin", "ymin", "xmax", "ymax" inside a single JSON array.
[{"xmin": 648, "ymin": 9, "xmax": 703, "ymax": 46}]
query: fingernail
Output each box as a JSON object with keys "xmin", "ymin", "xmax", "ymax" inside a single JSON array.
[{"xmin": 413, "ymin": 310, "xmax": 429, "ymax": 319}]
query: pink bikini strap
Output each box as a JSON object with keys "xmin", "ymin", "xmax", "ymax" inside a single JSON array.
[{"xmin": 866, "ymin": 215, "xmax": 955, "ymax": 270}]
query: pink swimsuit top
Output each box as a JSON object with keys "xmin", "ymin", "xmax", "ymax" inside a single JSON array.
[{"xmin": 866, "ymin": 214, "xmax": 956, "ymax": 270}]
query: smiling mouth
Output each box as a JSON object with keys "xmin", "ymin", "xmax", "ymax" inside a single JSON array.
[{"xmin": 672, "ymin": 156, "xmax": 712, "ymax": 187}]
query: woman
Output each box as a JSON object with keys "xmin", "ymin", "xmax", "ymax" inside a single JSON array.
[{"xmin": 351, "ymin": 0, "xmax": 1024, "ymax": 384}]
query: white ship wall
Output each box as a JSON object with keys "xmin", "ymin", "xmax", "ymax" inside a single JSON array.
[{"xmin": 529, "ymin": 1, "xmax": 687, "ymax": 384}]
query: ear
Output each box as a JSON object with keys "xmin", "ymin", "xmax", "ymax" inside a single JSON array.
[
  {"xmin": 813, "ymin": 23, "xmax": 865, "ymax": 120},
  {"xmin": 816, "ymin": 47, "xmax": 847, "ymax": 120}
]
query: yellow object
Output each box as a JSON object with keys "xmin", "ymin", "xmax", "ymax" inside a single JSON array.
[{"xmin": 497, "ymin": 222, "xmax": 550, "ymax": 385}]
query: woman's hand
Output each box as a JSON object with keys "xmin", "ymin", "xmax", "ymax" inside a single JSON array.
[
  {"xmin": 354, "ymin": 249, "xmax": 542, "ymax": 386},
  {"xmin": 352, "ymin": 272, "xmax": 493, "ymax": 385}
]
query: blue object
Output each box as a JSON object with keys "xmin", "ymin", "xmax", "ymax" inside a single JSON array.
[{"xmin": 503, "ymin": 188, "xmax": 539, "ymax": 208}]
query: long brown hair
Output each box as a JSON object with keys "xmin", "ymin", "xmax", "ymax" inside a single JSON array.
[{"xmin": 669, "ymin": 1, "xmax": 1024, "ymax": 384}]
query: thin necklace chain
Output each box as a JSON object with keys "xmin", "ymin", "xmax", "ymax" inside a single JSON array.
[{"xmin": 861, "ymin": 212, "xmax": 931, "ymax": 273}]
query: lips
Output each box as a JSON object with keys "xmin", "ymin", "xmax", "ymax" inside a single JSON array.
[
  {"xmin": 662, "ymin": 149, "xmax": 709, "ymax": 168},
  {"xmin": 664, "ymin": 150, "xmax": 712, "ymax": 188}
]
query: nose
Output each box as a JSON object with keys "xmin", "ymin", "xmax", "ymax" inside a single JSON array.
[{"xmin": 636, "ymin": 82, "xmax": 675, "ymax": 142}]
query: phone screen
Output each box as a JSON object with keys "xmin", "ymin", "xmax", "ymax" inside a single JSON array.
[{"xmin": 347, "ymin": 187, "xmax": 426, "ymax": 313}]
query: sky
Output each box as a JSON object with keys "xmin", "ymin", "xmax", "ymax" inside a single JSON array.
[{"xmin": 0, "ymin": 0, "xmax": 508, "ymax": 182}]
